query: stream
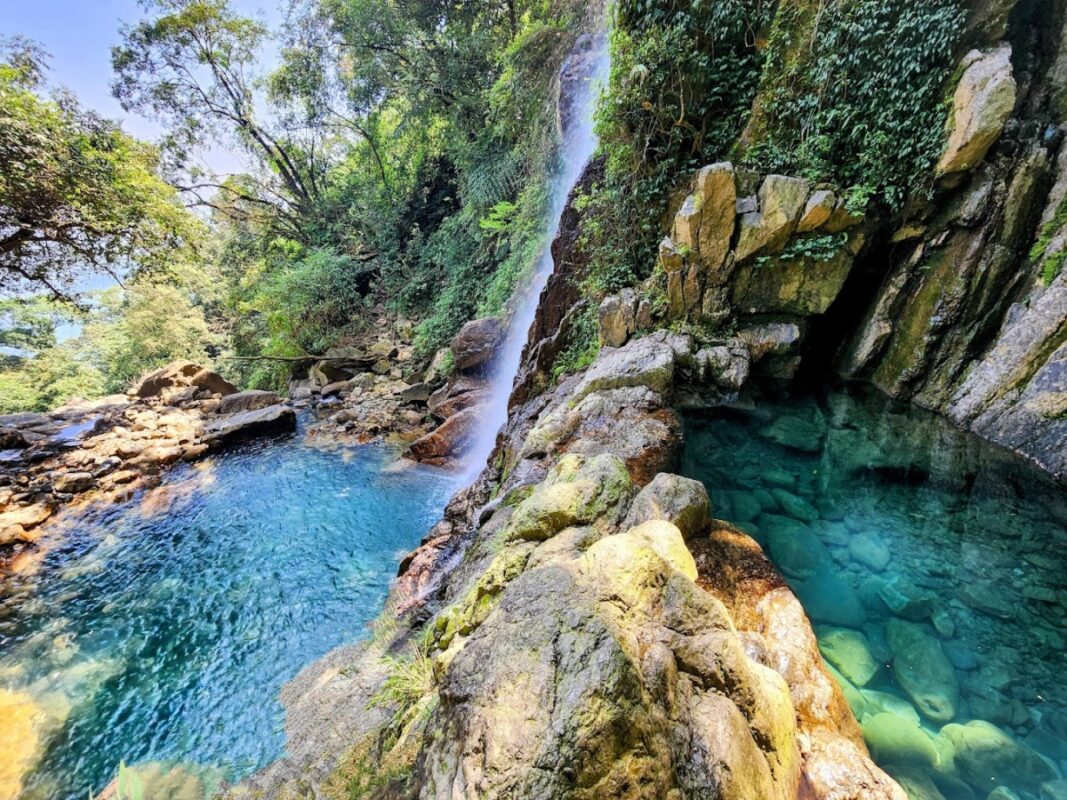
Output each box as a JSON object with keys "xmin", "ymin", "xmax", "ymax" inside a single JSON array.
[
  {"xmin": 683, "ymin": 386, "xmax": 1067, "ymax": 799},
  {"xmin": 0, "ymin": 430, "xmax": 451, "ymax": 799}
]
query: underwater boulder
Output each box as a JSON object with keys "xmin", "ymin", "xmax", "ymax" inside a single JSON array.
[
  {"xmin": 938, "ymin": 720, "xmax": 1058, "ymax": 793},
  {"xmin": 819, "ymin": 627, "xmax": 880, "ymax": 686},
  {"xmin": 794, "ymin": 567, "xmax": 868, "ymax": 628},
  {"xmin": 861, "ymin": 711, "xmax": 941, "ymax": 769},
  {"xmin": 887, "ymin": 620, "xmax": 960, "ymax": 723}
]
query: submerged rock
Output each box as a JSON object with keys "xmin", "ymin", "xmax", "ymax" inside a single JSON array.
[
  {"xmin": 886, "ymin": 620, "xmax": 960, "ymax": 723},
  {"xmin": 938, "ymin": 720, "xmax": 1058, "ymax": 792},
  {"xmin": 861, "ymin": 711, "xmax": 940, "ymax": 769},
  {"xmin": 819, "ymin": 628, "xmax": 880, "ymax": 687}
]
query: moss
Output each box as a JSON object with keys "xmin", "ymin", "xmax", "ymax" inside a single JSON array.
[{"xmin": 1030, "ymin": 195, "xmax": 1067, "ymax": 286}]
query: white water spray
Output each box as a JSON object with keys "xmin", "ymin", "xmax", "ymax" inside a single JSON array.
[{"xmin": 457, "ymin": 27, "xmax": 611, "ymax": 485}]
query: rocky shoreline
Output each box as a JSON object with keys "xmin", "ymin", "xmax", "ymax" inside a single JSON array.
[{"xmin": 0, "ymin": 361, "xmax": 296, "ymax": 565}]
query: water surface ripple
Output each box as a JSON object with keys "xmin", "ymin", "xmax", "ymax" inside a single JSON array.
[{"xmin": 0, "ymin": 433, "xmax": 451, "ymax": 799}]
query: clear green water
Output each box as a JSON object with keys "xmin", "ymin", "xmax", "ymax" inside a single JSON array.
[
  {"xmin": 682, "ymin": 387, "xmax": 1067, "ymax": 800},
  {"xmin": 0, "ymin": 431, "xmax": 451, "ymax": 799}
]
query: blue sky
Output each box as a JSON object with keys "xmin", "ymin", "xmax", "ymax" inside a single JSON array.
[{"xmin": 5, "ymin": 0, "xmax": 283, "ymax": 169}]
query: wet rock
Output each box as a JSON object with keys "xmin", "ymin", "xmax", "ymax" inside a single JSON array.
[
  {"xmin": 451, "ymin": 317, "xmax": 503, "ymax": 374},
  {"xmin": 849, "ymin": 532, "xmax": 891, "ymax": 572},
  {"xmin": 404, "ymin": 407, "xmax": 480, "ymax": 464},
  {"xmin": 622, "ymin": 472, "xmax": 709, "ymax": 539},
  {"xmin": 819, "ymin": 628, "xmax": 880, "ymax": 686},
  {"xmin": 880, "ymin": 578, "xmax": 937, "ymax": 621},
  {"xmin": 760, "ymin": 414, "xmax": 825, "ymax": 452},
  {"xmin": 888, "ymin": 768, "xmax": 947, "ymax": 800},
  {"xmin": 771, "ymin": 488, "xmax": 820, "ymax": 522},
  {"xmin": 862, "ymin": 712, "xmax": 940, "ymax": 769},
  {"xmin": 860, "ymin": 689, "xmax": 921, "ymax": 725},
  {"xmin": 795, "ymin": 568, "xmax": 869, "ymax": 629},
  {"xmin": 886, "ymin": 619, "xmax": 959, "ymax": 722},
  {"xmin": 0, "ymin": 428, "xmax": 27, "ymax": 449},
  {"xmin": 937, "ymin": 45, "xmax": 1017, "ymax": 175},
  {"xmin": 958, "ymin": 583, "xmax": 1016, "ymax": 620},
  {"xmin": 939, "ymin": 720, "xmax": 1057, "ymax": 792},
  {"xmin": 217, "ymin": 390, "xmax": 281, "ymax": 415},
  {"xmin": 205, "ymin": 404, "xmax": 296, "ymax": 444},
  {"xmin": 765, "ymin": 515, "xmax": 825, "ymax": 579},
  {"xmin": 1042, "ymin": 780, "xmax": 1067, "ymax": 800}
]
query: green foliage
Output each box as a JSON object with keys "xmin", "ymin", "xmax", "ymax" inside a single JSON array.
[
  {"xmin": 0, "ymin": 38, "xmax": 203, "ymax": 300},
  {"xmin": 551, "ymin": 304, "xmax": 599, "ymax": 383},
  {"xmin": 1030, "ymin": 196, "xmax": 1067, "ymax": 286},
  {"xmin": 86, "ymin": 284, "xmax": 219, "ymax": 393},
  {"xmin": 579, "ymin": 1, "xmax": 772, "ymax": 304},
  {"xmin": 370, "ymin": 641, "xmax": 437, "ymax": 732},
  {"xmin": 777, "ymin": 232, "xmax": 849, "ymax": 263},
  {"xmin": 742, "ymin": 0, "xmax": 964, "ymax": 213}
]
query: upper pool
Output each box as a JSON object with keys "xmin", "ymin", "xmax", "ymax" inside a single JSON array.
[
  {"xmin": 683, "ymin": 387, "xmax": 1067, "ymax": 800},
  {"xmin": 0, "ymin": 429, "xmax": 452, "ymax": 799}
]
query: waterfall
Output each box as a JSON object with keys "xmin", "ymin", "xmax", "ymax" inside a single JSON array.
[{"xmin": 458, "ymin": 26, "xmax": 611, "ymax": 485}]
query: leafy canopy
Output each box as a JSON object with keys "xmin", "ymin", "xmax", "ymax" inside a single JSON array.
[{"xmin": 0, "ymin": 38, "xmax": 202, "ymax": 300}]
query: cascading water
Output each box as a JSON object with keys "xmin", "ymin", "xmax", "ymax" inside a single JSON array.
[{"xmin": 459, "ymin": 25, "xmax": 611, "ymax": 484}]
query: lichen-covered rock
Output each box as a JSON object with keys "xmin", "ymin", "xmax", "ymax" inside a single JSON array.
[
  {"xmin": 796, "ymin": 189, "xmax": 836, "ymax": 233},
  {"xmin": 937, "ymin": 45, "xmax": 1017, "ymax": 175},
  {"xmin": 621, "ymin": 472, "xmax": 710, "ymax": 539},
  {"xmin": 571, "ymin": 333, "xmax": 677, "ymax": 403},
  {"xmin": 598, "ymin": 288, "xmax": 638, "ymax": 347},
  {"xmin": 735, "ymin": 175, "xmax": 810, "ymax": 262},
  {"xmin": 695, "ymin": 162, "xmax": 737, "ymax": 279},
  {"xmin": 507, "ymin": 453, "xmax": 632, "ymax": 541}
]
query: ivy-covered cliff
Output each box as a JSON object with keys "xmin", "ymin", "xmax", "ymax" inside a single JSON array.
[{"xmin": 580, "ymin": 0, "xmax": 1067, "ymax": 479}]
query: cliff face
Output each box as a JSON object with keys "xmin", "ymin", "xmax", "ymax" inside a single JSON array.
[{"xmin": 598, "ymin": 0, "xmax": 1067, "ymax": 480}]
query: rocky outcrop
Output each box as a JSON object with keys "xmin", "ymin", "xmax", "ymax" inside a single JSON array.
[
  {"xmin": 937, "ymin": 44, "xmax": 1018, "ymax": 175},
  {"xmin": 0, "ymin": 363, "xmax": 295, "ymax": 563},
  {"xmin": 232, "ymin": 334, "xmax": 901, "ymax": 800}
]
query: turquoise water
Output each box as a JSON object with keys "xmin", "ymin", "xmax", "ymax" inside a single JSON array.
[
  {"xmin": 683, "ymin": 388, "xmax": 1067, "ymax": 800},
  {"xmin": 0, "ymin": 431, "xmax": 451, "ymax": 799}
]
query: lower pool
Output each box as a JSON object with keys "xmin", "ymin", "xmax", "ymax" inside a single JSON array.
[
  {"xmin": 0, "ymin": 431, "xmax": 452, "ymax": 799},
  {"xmin": 683, "ymin": 387, "xmax": 1067, "ymax": 800}
]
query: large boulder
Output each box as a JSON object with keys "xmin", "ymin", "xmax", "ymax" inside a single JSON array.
[
  {"xmin": 217, "ymin": 390, "xmax": 281, "ymax": 415},
  {"xmin": 937, "ymin": 45, "xmax": 1017, "ymax": 174},
  {"xmin": 404, "ymin": 406, "xmax": 480, "ymax": 463},
  {"xmin": 190, "ymin": 368, "xmax": 237, "ymax": 396},
  {"xmin": 886, "ymin": 620, "xmax": 959, "ymax": 723},
  {"xmin": 451, "ymin": 318, "xmax": 504, "ymax": 374},
  {"xmin": 622, "ymin": 472, "xmax": 709, "ymax": 539},
  {"xmin": 131, "ymin": 361, "xmax": 201, "ymax": 398},
  {"xmin": 938, "ymin": 720, "xmax": 1057, "ymax": 792},
  {"xmin": 735, "ymin": 175, "xmax": 810, "ymax": 262},
  {"xmin": 204, "ymin": 404, "xmax": 295, "ymax": 444}
]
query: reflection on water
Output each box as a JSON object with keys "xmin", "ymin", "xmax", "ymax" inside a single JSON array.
[
  {"xmin": 0, "ymin": 434, "xmax": 451, "ymax": 799},
  {"xmin": 683, "ymin": 387, "xmax": 1067, "ymax": 800}
]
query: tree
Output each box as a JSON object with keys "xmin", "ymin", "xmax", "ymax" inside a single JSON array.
[
  {"xmin": 0, "ymin": 38, "xmax": 202, "ymax": 300},
  {"xmin": 112, "ymin": 0, "xmax": 319, "ymax": 225}
]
